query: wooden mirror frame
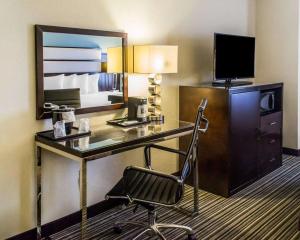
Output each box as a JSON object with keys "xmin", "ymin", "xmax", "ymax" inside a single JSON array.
[{"xmin": 35, "ymin": 25, "xmax": 128, "ymax": 120}]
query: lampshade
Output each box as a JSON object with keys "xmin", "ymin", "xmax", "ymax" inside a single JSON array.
[
  {"xmin": 107, "ymin": 47, "xmax": 123, "ymax": 73},
  {"xmin": 133, "ymin": 45, "xmax": 178, "ymax": 74}
]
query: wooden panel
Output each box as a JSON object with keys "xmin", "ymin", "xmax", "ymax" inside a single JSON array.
[
  {"xmin": 179, "ymin": 86, "xmax": 230, "ymax": 196},
  {"xmin": 258, "ymin": 133, "xmax": 282, "ymax": 176},
  {"xmin": 259, "ymin": 111, "xmax": 283, "ymax": 176},
  {"xmin": 230, "ymin": 91, "xmax": 260, "ymax": 190},
  {"xmin": 260, "ymin": 112, "xmax": 282, "ymax": 135}
]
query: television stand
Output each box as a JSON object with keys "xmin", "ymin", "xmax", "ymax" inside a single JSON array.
[
  {"xmin": 212, "ymin": 80, "xmax": 253, "ymax": 87},
  {"xmin": 179, "ymin": 83, "xmax": 283, "ymax": 197}
]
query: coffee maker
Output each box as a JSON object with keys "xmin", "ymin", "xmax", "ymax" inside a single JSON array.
[{"xmin": 128, "ymin": 97, "xmax": 148, "ymax": 122}]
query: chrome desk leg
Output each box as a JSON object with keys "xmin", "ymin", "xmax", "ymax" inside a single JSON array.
[
  {"xmin": 193, "ymin": 145, "xmax": 199, "ymax": 215},
  {"xmin": 36, "ymin": 146, "xmax": 42, "ymax": 240},
  {"xmin": 80, "ymin": 159, "xmax": 87, "ymax": 240}
]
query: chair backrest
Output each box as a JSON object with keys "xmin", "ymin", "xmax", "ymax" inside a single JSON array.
[{"xmin": 180, "ymin": 98, "xmax": 209, "ymax": 181}]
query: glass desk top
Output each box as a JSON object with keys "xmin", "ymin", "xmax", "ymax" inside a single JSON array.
[{"xmin": 36, "ymin": 119, "xmax": 194, "ymax": 159}]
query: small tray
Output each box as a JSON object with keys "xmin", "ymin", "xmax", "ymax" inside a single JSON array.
[
  {"xmin": 37, "ymin": 127, "xmax": 91, "ymax": 141},
  {"xmin": 107, "ymin": 118, "xmax": 150, "ymax": 127}
]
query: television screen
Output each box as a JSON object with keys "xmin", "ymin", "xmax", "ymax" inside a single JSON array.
[{"xmin": 214, "ymin": 33, "xmax": 255, "ymax": 80}]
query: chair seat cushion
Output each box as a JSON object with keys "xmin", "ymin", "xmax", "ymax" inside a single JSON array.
[{"xmin": 107, "ymin": 167, "xmax": 183, "ymax": 206}]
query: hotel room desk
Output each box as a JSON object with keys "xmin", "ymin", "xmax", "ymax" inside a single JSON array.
[{"xmin": 35, "ymin": 119, "xmax": 196, "ymax": 240}]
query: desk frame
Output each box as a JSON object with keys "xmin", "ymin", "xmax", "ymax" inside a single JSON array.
[{"xmin": 36, "ymin": 130, "xmax": 199, "ymax": 240}]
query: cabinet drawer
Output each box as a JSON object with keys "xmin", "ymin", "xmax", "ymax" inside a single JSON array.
[
  {"xmin": 260, "ymin": 112, "xmax": 282, "ymax": 135},
  {"xmin": 258, "ymin": 134, "xmax": 282, "ymax": 176}
]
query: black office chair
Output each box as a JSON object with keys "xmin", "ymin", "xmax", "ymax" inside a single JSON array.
[{"xmin": 106, "ymin": 99, "xmax": 209, "ymax": 240}]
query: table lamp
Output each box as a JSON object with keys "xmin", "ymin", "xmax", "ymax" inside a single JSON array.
[
  {"xmin": 133, "ymin": 45, "xmax": 178, "ymax": 121},
  {"xmin": 107, "ymin": 47, "xmax": 123, "ymax": 91}
]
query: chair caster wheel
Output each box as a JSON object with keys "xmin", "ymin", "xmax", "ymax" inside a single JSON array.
[
  {"xmin": 113, "ymin": 225, "xmax": 122, "ymax": 234},
  {"xmin": 187, "ymin": 233, "xmax": 197, "ymax": 240}
]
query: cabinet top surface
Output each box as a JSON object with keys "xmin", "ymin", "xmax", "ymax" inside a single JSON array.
[{"xmin": 180, "ymin": 82, "xmax": 283, "ymax": 93}]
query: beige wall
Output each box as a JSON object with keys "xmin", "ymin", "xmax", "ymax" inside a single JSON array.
[
  {"xmin": 0, "ymin": 0, "xmax": 255, "ymax": 238},
  {"xmin": 255, "ymin": 0, "xmax": 299, "ymax": 149}
]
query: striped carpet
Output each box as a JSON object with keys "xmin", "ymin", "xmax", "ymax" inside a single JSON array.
[{"xmin": 50, "ymin": 155, "xmax": 300, "ymax": 240}]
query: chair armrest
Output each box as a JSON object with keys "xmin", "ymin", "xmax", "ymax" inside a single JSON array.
[
  {"xmin": 146, "ymin": 144, "xmax": 187, "ymax": 156},
  {"xmin": 144, "ymin": 144, "xmax": 187, "ymax": 169}
]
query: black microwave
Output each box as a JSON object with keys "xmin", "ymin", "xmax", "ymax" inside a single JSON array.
[{"xmin": 260, "ymin": 91, "xmax": 275, "ymax": 113}]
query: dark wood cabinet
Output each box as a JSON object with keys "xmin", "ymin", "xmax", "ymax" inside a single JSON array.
[{"xmin": 179, "ymin": 83, "xmax": 283, "ymax": 197}]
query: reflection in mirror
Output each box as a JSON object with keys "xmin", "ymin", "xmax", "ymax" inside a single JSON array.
[
  {"xmin": 36, "ymin": 25, "xmax": 128, "ymax": 119},
  {"xmin": 43, "ymin": 32, "xmax": 123, "ymax": 108}
]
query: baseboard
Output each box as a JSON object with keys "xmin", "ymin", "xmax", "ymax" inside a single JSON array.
[
  {"xmin": 7, "ymin": 199, "xmax": 120, "ymax": 240},
  {"xmin": 282, "ymin": 147, "xmax": 300, "ymax": 156}
]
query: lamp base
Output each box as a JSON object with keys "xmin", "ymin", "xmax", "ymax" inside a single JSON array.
[
  {"xmin": 149, "ymin": 114, "xmax": 164, "ymax": 122},
  {"xmin": 148, "ymin": 74, "xmax": 163, "ymax": 122}
]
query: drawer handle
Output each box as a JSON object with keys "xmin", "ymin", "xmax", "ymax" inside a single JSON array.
[
  {"xmin": 269, "ymin": 121, "xmax": 278, "ymax": 126},
  {"xmin": 269, "ymin": 139, "xmax": 276, "ymax": 144},
  {"xmin": 269, "ymin": 157, "xmax": 276, "ymax": 162}
]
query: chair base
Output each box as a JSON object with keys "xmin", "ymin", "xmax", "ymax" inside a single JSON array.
[{"xmin": 113, "ymin": 209, "xmax": 196, "ymax": 240}]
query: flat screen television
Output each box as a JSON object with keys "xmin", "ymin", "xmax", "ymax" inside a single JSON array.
[{"xmin": 213, "ymin": 33, "xmax": 255, "ymax": 86}]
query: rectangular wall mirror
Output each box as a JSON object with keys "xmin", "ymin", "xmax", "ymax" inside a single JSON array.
[{"xmin": 35, "ymin": 25, "xmax": 128, "ymax": 119}]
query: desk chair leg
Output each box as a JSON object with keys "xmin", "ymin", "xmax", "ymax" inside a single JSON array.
[
  {"xmin": 156, "ymin": 224, "xmax": 193, "ymax": 233},
  {"xmin": 132, "ymin": 229, "xmax": 154, "ymax": 240},
  {"xmin": 153, "ymin": 229, "xmax": 166, "ymax": 240},
  {"xmin": 156, "ymin": 224, "xmax": 195, "ymax": 237},
  {"xmin": 80, "ymin": 160, "xmax": 87, "ymax": 240},
  {"xmin": 114, "ymin": 209, "xmax": 196, "ymax": 240}
]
